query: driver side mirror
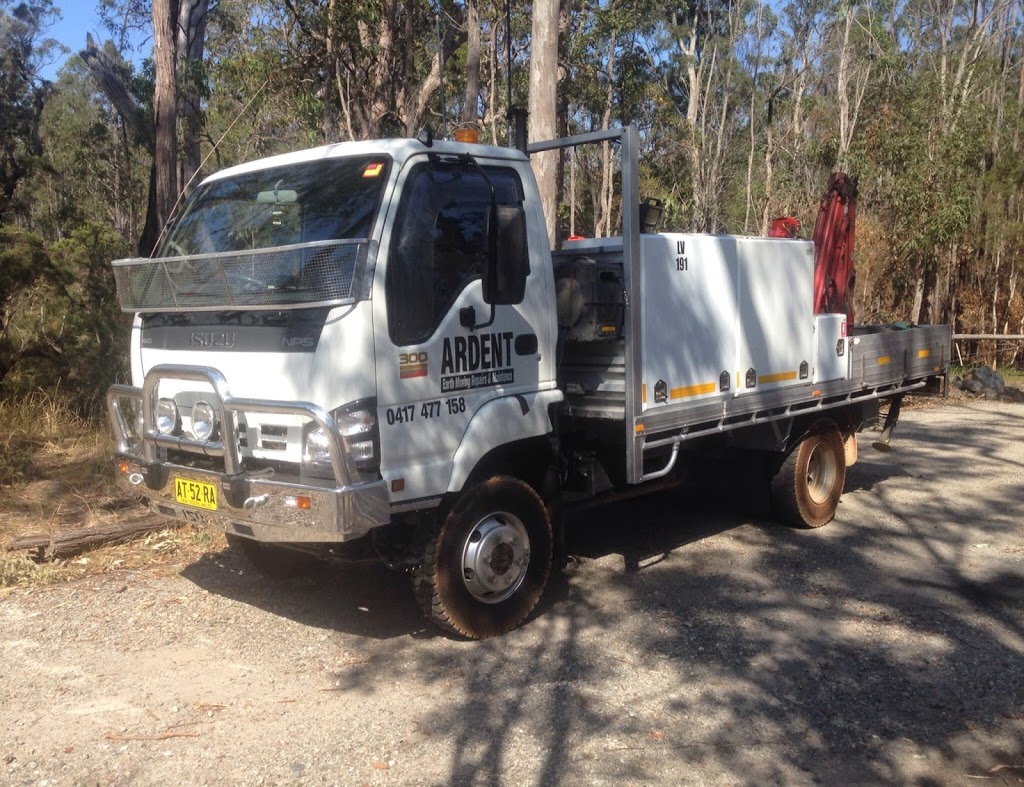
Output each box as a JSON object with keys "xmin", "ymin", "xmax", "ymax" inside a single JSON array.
[{"xmin": 483, "ymin": 204, "xmax": 529, "ymax": 305}]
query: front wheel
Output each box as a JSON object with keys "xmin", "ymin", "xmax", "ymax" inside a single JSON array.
[
  {"xmin": 770, "ymin": 421, "xmax": 847, "ymax": 528},
  {"xmin": 412, "ymin": 476, "xmax": 553, "ymax": 639}
]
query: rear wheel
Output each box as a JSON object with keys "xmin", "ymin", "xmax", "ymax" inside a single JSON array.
[
  {"xmin": 412, "ymin": 475, "xmax": 552, "ymax": 639},
  {"xmin": 770, "ymin": 421, "xmax": 846, "ymax": 528}
]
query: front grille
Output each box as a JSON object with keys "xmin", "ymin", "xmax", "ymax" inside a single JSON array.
[{"xmin": 259, "ymin": 424, "xmax": 288, "ymax": 451}]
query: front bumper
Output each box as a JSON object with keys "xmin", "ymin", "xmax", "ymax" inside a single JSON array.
[
  {"xmin": 107, "ymin": 364, "xmax": 391, "ymax": 543},
  {"xmin": 112, "ymin": 459, "xmax": 390, "ymax": 542}
]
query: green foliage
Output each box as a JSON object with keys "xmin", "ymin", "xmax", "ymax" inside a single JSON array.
[
  {"xmin": 0, "ymin": 227, "xmax": 58, "ymax": 388},
  {"xmin": 0, "ymin": 0, "xmax": 63, "ymax": 218},
  {"xmin": 50, "ymin": 223, "xmax": 132, "ymax": 409},
  {"xmin": 28, "ymin": 54, "xmax": 149, "ymax": 245},
  {"xmin": 0, "ymin": 0, "xmax": 1022, "ymax": 374},
  {"xmin": 0, "ymin": 223, "xmax": 129, "ymax": 414}
]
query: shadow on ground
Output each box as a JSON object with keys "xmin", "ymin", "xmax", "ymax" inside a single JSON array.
[{"xmin": 180, "ymin": 404, "xmax": 1024, "ymax": 784}]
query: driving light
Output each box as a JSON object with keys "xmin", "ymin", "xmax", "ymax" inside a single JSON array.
[
  {"xmin": 156, "ymin": 398, "xmax": 179, "ymax": 435},
  {"xmin": 302, "ymin": 424, "xmax": 331, "ymax": 466},
  {"xmin": 191, "ymin": 400, "xmax": 217, "ymax": 441}
]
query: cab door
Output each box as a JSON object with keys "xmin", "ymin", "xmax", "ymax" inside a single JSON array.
[{"xmin": 371, "ymin": 156, "xmax": 548, "ymax": 503}]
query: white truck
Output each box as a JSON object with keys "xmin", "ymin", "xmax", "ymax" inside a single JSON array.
[{"xmin": 106, "ymin": 127, "xmax": 950, "ymax": 638}]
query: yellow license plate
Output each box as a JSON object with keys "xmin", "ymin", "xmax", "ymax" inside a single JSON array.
[{"xmin": 174, "ymin": 478, "xmax": 218, "ymax": 511}]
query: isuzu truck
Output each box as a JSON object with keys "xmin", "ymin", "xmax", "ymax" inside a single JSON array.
[{"xmin": 107, "ymin": 127, "xmax": 950, "ymax": 638}]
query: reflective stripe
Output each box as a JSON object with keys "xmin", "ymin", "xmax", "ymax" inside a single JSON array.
[{"xmin": 669, "ymin": 382, "xmax": 717, "ymax": 399}]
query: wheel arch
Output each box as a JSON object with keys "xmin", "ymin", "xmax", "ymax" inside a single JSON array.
[
  {"xmin": 788, "ymin": 401, "xmax": 871, "ymax": 451},
  {"xmin": 446, "ymin": 390, "xmax": 562, "ymax": 494},
  {"xmin": 453, "ymin": 434, "xmax": 557, "ymax": 498}
]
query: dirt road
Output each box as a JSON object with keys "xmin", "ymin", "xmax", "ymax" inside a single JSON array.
[{"xmin": 2, "ymin": 400, "xmax": 1023, "ymax": 785}]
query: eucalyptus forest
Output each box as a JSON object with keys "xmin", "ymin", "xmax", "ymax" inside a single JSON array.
[{"xmin": 2, "ymin": 0, "xmax": 1023, "ymax": 413}]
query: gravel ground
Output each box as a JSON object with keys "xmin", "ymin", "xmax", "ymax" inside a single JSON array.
[{"xmin": 2, "ymin": 399, "xmax": 1023, "ymax": 786}]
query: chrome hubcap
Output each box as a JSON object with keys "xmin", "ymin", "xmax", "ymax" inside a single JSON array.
[
  {"xmin": 806, "ymin": 442, "xmax": 838, "ymax": 504},
  {"xmin": 460, "ymin": 512, "xmax": 531, "ymax": 604}
]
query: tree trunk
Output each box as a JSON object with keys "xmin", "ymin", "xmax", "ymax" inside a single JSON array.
[
  {"xmin": 486, "ymin": 21, "xmax": 498, "ymax": 142},
  {"xmin": 529, "ymin": 0, "xmax": 560, "ymax": 248},
  {"xmin": 760, "ymin": 91, "xmax": 778, "ymax": 236},
  {"xmin": 176, "ymin": 0, "xmax": 210, "ymax": 194},
  {"xmin": 152, "ymin": 0, "xmax": 179, "ymax": 250},
  {"xmin": 461, "ymin": 0, "xmax": 481, "ymax": 126},
  {"xmin": 597, "ymin": 30, "xmax": 617, "ymax": 237},
  {"xmin": 911, "ymin": 271, "xmax": 925, "ymax": 324},
  {"xmin": 837, "ymin": 6, "xmax": 853, "ymax": 162},
  {"xmin": 677, "ymin": 15, "xmax": 705, "ymax": 229},
  {"xmin": 743, "ymin": 0, "xmax": 765, "ymax": 234},
  {"xmin": 138, "ymin": 160, "xmax": 160, "ymax": 257}
]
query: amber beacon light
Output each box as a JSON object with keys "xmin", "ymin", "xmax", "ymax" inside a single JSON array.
[{"xmin": 454, "ymin": 128, "xmax": 480, "ymax": 143}]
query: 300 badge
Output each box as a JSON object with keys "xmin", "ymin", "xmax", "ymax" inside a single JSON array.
[{"xmin": 399, "ymin": 351, "xmax": 428, "ymax": 379}]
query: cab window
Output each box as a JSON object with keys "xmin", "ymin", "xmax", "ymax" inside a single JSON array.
[{"xmin": 385, "ymin": 162, "xmax": 524, "ymax": 346}]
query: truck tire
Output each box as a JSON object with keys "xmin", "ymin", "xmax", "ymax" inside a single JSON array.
[
  {"xmin": 226, "ymin": 534, "xmax": 320, "ymax": 579},
  {"xmin": 412, "ymin": 475, "xmax": 552, "ymax": 639},
  {"xmin": 770, "ymin": 421, "xmax": 846, "ymax": 528}
]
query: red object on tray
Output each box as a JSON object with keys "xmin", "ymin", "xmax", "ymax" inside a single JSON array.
[
  {"xmin": 769, "ymin": 216, "xmax": 800, "ymax": 238},
  {"xmin": 811, "ymin": 172, "xmax": 858, "ymax": 324}
]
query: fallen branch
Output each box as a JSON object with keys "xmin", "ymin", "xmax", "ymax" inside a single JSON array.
[
  {"xmin": 105, "ymin": 731, "xmax": 200, "ymax": 742},
  {"xmin": 4, "ymin": 513, "xmax": 177, "ymax": 561}
]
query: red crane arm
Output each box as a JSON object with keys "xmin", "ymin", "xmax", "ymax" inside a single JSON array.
[{"xmin": 811, "ymin": 172, "xmax": 858, "ymax": 324}]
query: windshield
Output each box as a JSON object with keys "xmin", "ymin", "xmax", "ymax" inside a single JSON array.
[
  {"xmin": 160, "ymin": 156, "xmax": 391, "ymax": 255},
  {"xmin": 112, "ymin": 156, "xmax": 391, "ymax": 313}
]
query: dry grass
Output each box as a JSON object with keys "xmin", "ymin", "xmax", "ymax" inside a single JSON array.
[
  {"xmin": 1, "ymin": 393, "xmax": 122, "ymax": 537},
  {"xmin": 0, "ymin": 394, "xmax": 225, "ymax": 588}
]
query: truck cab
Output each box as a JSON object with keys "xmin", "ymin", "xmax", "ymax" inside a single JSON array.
[{"xmin": 109, "ymin": 136, "xmax": 564, "ymax": 638}]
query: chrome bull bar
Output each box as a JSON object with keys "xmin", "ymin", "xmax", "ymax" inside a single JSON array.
[{"xmin": 106, "ymin": 365, "xmax": 392, "ymax": 543}]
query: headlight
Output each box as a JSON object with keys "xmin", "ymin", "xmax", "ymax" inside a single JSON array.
[
  {"xmin": 156, "ymin": 398, "xmax": 179, "ymax": 435},
  {"xmin": 336, "ymin": 403, "xmax": 378, "ymax": 473},
  {"xmin": 191, "ymin": 400, "xmax": 217, "ymax": 441},
  {"xmin": 336, "ymin": 408, "xmax": 375, "ymax": 437}
]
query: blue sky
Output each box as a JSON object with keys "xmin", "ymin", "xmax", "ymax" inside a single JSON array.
[{"xmin": 41, "ymin": 1, "xmax": 149, "ymax": 81}]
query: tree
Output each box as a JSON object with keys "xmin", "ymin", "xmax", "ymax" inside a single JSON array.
[
  {"xmin": 0, "ymin": 0, "xmax": 61, "ymax": 220},
  {"xmin": 279, "ymin": 0, "xmax": 467, "ymax": 141},
  {"xmin": 152, "ymin": 0, "xmax": 178, "ymax": 238},
  {"xmin": 29, "ymin": 53, "xmax": 150, "ymax": 244},
  {"xmin": 529, "ymin": 0, "xmax": 560, "ymax": 246},
  {"xmin": 81, "ymin": 0, "xmax": 211, "ymax": 254},
  {"xmin": 663, "ymin": 0, "xmax": 744, "ymax": 232},
  {"xmin": 460, "ymin": 0, "xmax": 481, "ymax": 128}
]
